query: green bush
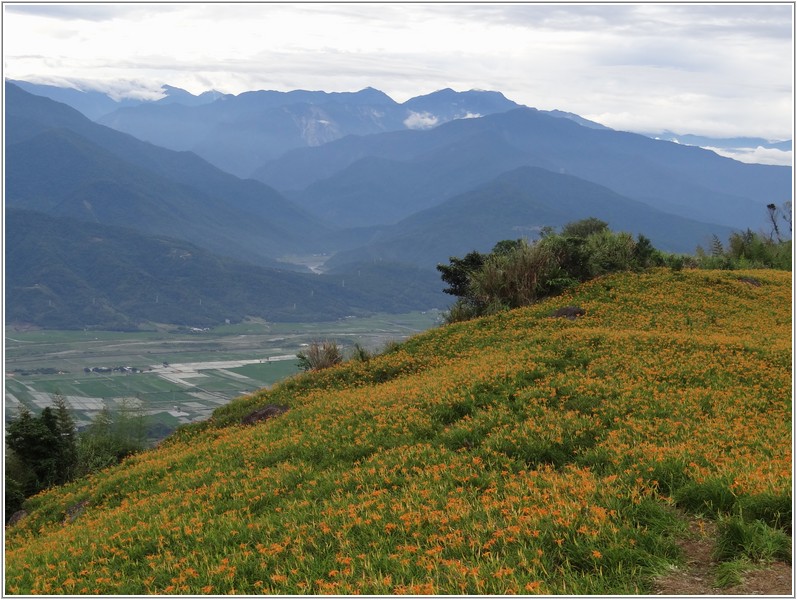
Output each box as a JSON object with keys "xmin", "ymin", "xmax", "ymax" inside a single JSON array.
[
  {"xmin": 737, "ymin": 493, "xmax": 792, "ymax": 531},
  {"xmin": 296, "ymin": 340, "xmax": 343, "ymax": 371},
  {"xmin": 695, "ymin": 229, "xmax": 791, "ymax": 271},
  {"xmin": 469, "ymin": 241, "xmax": 557, "ymax": 310},
  {"xmin": 439, "ymin": 214, "xmax": 791, "ymax": 326},
  {"xmin": 584, "ymin": 230, "xmax": 637, "ymax": 276},
  {"xmin": 438, "ymin": 219, "xmax": 674, "ymax": 323},
  {"xmin": 349, "ymin": 343, "xmax": 372, "ymax": 363},
  {"xmin": 4, "ymin": 475, "xmax": 26, "ymax": 519}
]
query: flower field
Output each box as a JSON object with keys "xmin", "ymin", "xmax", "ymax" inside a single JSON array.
[{"xmin": 5, "ymin": 268, "xmax": 791, "ymax": 595}]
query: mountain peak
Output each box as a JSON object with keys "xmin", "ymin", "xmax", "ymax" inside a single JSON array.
[{"xmin": 156, "ymin": 84, "xmax": 224, "ymax": 106}]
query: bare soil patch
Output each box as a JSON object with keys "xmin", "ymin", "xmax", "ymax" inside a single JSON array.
[{"xmin": 652, "ymin": 516, "xmax": 792, "ymax": 596}]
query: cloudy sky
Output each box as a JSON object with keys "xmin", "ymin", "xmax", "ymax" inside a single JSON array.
[{"xmin": 3, "ymin": 3, "xmax": 793, "ymax": 152}]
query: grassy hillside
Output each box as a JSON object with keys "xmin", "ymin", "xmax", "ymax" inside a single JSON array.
[{"xmin": 5, "ymin": 269, "xmax": 791, "ymax": 595}]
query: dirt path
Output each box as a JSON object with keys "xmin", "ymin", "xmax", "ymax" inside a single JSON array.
[{"xmin": 652, "ymin": 516, "xmax": 792, "ymax": 595}]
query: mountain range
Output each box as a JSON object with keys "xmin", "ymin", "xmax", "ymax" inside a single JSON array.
[
  {"xmin": 323, "ymin": 166, "xmax": 738, "ymax": 269},
  {"xmin": 8, "ymin": 79, "xmax": 229, "ymax": 120},
  {"xmin": 4, "ymin": 79, "xmax": 792, "ymax": 329},
  {"xmin": 5, "ymin": 82, "xmax": 332, "ymax": 266},
  {"xmin": 256, "ymin": 107, "xmax": 789, "ymax": 232}
]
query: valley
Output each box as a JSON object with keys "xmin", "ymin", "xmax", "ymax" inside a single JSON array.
[{"xmin": 4, "ymin": 311, "xmax": 441, "ymax": 440}]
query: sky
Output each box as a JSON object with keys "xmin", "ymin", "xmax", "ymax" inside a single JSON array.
[{"xmin": 2, "ymin": 2, "xmax": 794, "ymax": 163}]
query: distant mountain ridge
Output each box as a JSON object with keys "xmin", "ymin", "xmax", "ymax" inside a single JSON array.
[
  {"xmin": 8, "ymin": 79, "xmax": 229, "ymax": 119},
  {"xmin": 11, "ymin": 78, "xmax": 790, "ymax": 174},
  {"xmin": 324, "ymin": 166, "xmax": 738, "ymax": 268},
  {"xmin": 645, "ymin": 130, "xmax": 791, "ymax": 152},
  {"xmin": 92, "ymin": 86, "xmax": 523, "ymax": 177},
  {"xmin": 255, "ymin": 107, "xmax": 790, "ymax": 234}
]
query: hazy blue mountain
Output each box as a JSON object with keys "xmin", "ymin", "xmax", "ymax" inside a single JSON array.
[
  {"xmin": 5, "ymin": 82, "xmax": 332, "ymax": 265},
  {"xmin": 254, "ymin": 107, "xmax": 791, "ymax": 232},
  {"xmin": 402, "ymin": 88, "xmax": 519, "ymax": 125},
  {"xmin": 95, "ymin": 88, "xmax": 403, "ymax": 176},
  {"xmin": 155, "ymin": 84, "xmax": 232, "ymax": 106},
  {"xmin": 187, "ymin": 99, "xmax": 410, "ymax": 177},
  {"xmin": 292, "ymin": 129, "xmax": 531, "ymax": 226},
  {"xmin": 6, "ymin": 79, "xmax": 224, "ymax": 119},
  {"xmin": 6, "ymin": 209, "xmax": 446, "ymax": 330},
  {"xmin": 325, "ymin": 166, "xmax": 738, "ymax": 269},
  {"xmin": 93, "ymin": 87, "xmax": 528, "ymax": 177},
  {"xmin": 7, "ymin": 79, "xmax": 145, "ymax": 120}
]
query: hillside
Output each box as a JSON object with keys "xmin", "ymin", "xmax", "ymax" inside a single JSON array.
[
  {"xmin": 5, "ymin": 82, "xmax": 332, "ymax": 265},
  {"xmin": 325, "ymin": 166, "xmax": 736, "ymax": 269},
  {"xmin": 5, "ymin": 268, "xmax": 791, "ymax": 595},
  {"xmin": 5, "ymin": 209, "xmax": 447, "ymax": 330}
]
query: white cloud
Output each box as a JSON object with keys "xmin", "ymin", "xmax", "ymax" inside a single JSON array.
[
  {"xmin": 703, "ymin": 146, "xmax": 793, "ymax": 167},
  {"xmin": 403, "ymin": 111, "xmax": 439, "ymax": 130},
  {"xmin": 2, "ymin": 3, "xmax": 792, "ymax": 140}
]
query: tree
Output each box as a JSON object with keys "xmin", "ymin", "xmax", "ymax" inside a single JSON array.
[
  {"xmin": 74, "ymin": 402, "xmax": 149, "ymax": 477},
  {"xmin": 437, "ymin": 250, "xmax": 486, "ymax": 298},
  {"xmin": 439, "ymin": 219, "xmax": 670, "ymax": 323},
  {"xmin": 584, "ymin": 230, "xmax": 637, "ymax": 277},
  {"xmin": 767, "ymin": 203, "xmax": 783, "ymax": 242},
  {"xmin": 52, "ymin": 393, "xmax": 78, "ymax": 484},
  {"xmin": 6, "ymin": 406, "xmax": 59, "ymax": 493},
  {"xmin": 114, "ymin": 398, "xmax": 148, "ymax": 457}
]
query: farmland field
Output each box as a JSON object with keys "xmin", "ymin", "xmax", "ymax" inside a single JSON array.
[{"xmin": 4, "ymin": 311, "xmax": 441, "ymax": 435}]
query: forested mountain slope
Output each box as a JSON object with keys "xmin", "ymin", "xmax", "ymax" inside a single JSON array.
[
  {"xmin": 6, "ymin": 268, "xmax": 790, "ymax": 595},
  {"xmin": 6, "ymin": 209, "xmax": 446, "ymax": 330},
  {"xmin": 325, "ymin": 166, "xmax": 736, "ymax": 268},
  {"xmin": 5, "ymin": 82, "xmax": 330, "ymax": 264}
]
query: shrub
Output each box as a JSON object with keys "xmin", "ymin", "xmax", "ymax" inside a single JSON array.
[
  {"xmin": 561, "ymin": 217, "xmax": 609, "ymax": 238},
  {"xmin": 470, "ymin": 241, "xmax": 557, "ymax": 310},
  {"xmin": 349, "ymin": 343, "xmax": 372, "ymax": 362},
  {"xmin": 4, "ymin": 475, "xmax": 26, "ymax": 521},
  {"xmin": 442, "ymin": 298, "xmax": 482, "ymax": 324},
  {"xmin": 584, "ymin": 230, "xmax": 637, "ymax": 276},
  {"xmin": 695, "ymin": 228, "xmax": 791, "ymax": 271},
  {"xmin": 438, "ymin": 219, "xmax": 672, "ymax": 323},
  {"xmin": 296, "ymin": 340, "xmax": 343, "ymax": 371}
]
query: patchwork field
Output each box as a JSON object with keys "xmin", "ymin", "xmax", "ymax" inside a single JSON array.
[{"xmin": 5, "ymin": 311, "xmax": 441, "ymax": 434}]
